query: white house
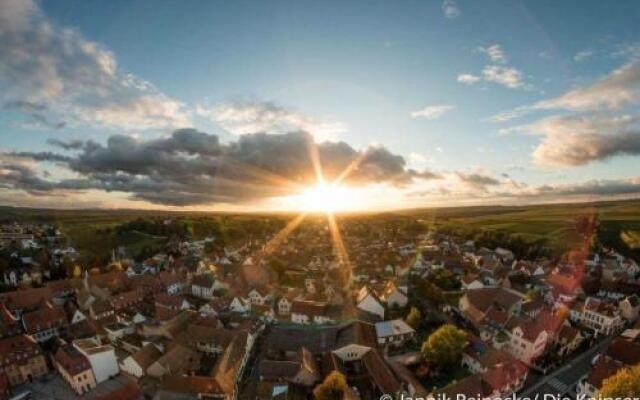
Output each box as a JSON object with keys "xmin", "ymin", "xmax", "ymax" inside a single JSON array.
[
  {"xmin": 619, "ymin": 295, "xmax": 640, "ymax": 323},
  {"xmin": 246, "ymin": 288, "xmax": 272, "ymax": 306},
  {"xmin": 356, "ymin": 286, "xmax": 385, "ymax": 320},
  {"xmin": 375, "ymin": 319, "xmax": 415, "ymax": 346},
  {"xmin": 73, "ymin": 339, "xmax": 119, "ymax": 384},
  {"xmin": 290, "ymin": 301, "xmax": 334, "ymax": 325},
  {"xmin": 277, "ymin": 290, "xmax": 302, "ymax": 316},
  {"xmin": 381, "ymin": 282, "xmax": 408, "ymax": 308},
  {"xmin": 230, "ymin": 297, "xmax": 250, "ymax": 313},
  {"xmin": 581, "ymin": 297, "xmax": 624, "ymax": 336},
  {"xmin": 119, "ymin": 343, "xmax": 163, "ymax": 378}
]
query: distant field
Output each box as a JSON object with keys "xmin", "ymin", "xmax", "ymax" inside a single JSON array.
[
  {"xmin": 2, "ymin": 199, "xmax": 639, "ymax": 260},
  {"xmin": 400, "ymin": 200, "xmax": 640, "ymax": 257}
]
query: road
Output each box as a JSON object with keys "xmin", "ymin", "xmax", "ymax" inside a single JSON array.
[{"xmin": 518, "ymin": 336, "xmax": 614, "ymax": 398}]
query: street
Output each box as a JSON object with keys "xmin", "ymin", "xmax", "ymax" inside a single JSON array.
[{"xmin": 517, "ymin": 336, "xmax": 614, "ymax": 398}]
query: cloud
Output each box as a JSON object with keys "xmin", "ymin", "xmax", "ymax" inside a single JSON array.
[
  {"xmin": 0, "ymin": 0, "xmax": 189, "ymax": 130},
  {"xmin": 479, "ymin": 44, "xmax": 507, "ymax": 64},
  {"xmin": 533, "ymin": 129, "xmax": 640, "ymax": 166},
  {"xmin": 503, "ymin": 111, "xmax": 640, "ymax": 166},
  {"xmin": 199, "ymin": 101, "xmax": 347, "ymax": 141},
  {"xmin": 410, "ymin": 104, "xmax": 455, "ymax": 119},
  {"xmin": 490, "ymin": 62, "xmax": 640, "ymax": 166},
  {"xmin": 482, "ymin": 65, "xmax": 524, "ymax": 89},
  {"xmin": 4, "ymin": 130, "xmax": 439, "ymax": 206},
  {"xmin": 458, "ymin": 44, "xmax": 527, "ymax": 90},
  {"xmin": 535, "ymin": 177, "xmax": 640, "ymax": 197},
  {"xmin": 573, "ymin": 50, "xmax": 594, "ymax": 62},
  {"xmin": 455, "ymin": 171, "xmax": 501, "ymax": 191},
  {"xmin": 536, "ymin": 61, "xmax": 640, "ymax": 111},
  {"xmin": 442, "ymin": 0, "xmax": 461, "ymax": 19},
  {"xmin": 457, "ymin": 74, "xmax": 481, "ymax": 85},
  {"xmin": 492, "ymin": 62, "xmax": 640, "ymax": 123}
]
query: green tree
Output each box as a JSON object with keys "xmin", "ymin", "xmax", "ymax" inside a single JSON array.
[
  {"xmin": 600, "ymin": 364, "xmax": 640, "ymax": 397},
  {"xmin": 406, "ymin": 306, "xmax": 422, "ymax": 329},
  {"xmin": 421, "ymin": 324, "xmax": 468, "ymax": 371},
  {"xmin": 313, "ymin": 371, "xmax": 347, "ymax": 400}
]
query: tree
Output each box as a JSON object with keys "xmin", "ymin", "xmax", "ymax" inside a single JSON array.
[
  {"xmin": 406, "ymin": 307, "xmax": 422, "ymax": 329},
  {"xmin": 313, "ymin": 371, "xmax": 347, "ymax": 400},
  {"xmin": 421, "ymin": 324, "xmax": 468, "ymax": 371},
  {"xmin": 600, "ymin": 364, "xmax": 640, "ymax": 397}
]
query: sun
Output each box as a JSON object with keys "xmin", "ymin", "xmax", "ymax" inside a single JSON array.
[{"xmin": 294, "ymin": 183, "xmax": 360, "ymax": 213}]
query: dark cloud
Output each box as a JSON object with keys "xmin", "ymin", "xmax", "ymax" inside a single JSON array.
[
  {"xmin": 536, "ymin": 178, "xmax": 640, "ymax": 197},
  {"xmin": 5, "ymin": 130, "xmax": 439, "ymax": 206},
  {"xmin": 455, "ymin": 172, "xmax": 501, "ymax": 191},
  {"xmin": 534, "ymin": 130, "xmax": 640, "ymax": 166}
]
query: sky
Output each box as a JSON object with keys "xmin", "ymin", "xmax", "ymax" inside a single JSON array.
[{"xmin": 1, "ymin": 0, "xmax": 640, "ymax": 211}]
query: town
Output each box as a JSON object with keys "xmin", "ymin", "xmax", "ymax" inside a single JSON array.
[{"xmin": 0, "ymin": 209, "xmax": 638, "ymax": 400}]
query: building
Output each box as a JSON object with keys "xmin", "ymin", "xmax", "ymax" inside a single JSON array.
[
  {"xmin": 290, "ymin": 301, "xmax": 336, "ymax": 325},
  {"xmin": 21, "ymin": 303, "xmax": 68, "ymax": 343},
  {"xmin": 356, "ymin": 286, "xmax": 385, "ymax": 320},
  {"xmin": 504, "ymin": 311, "xmax": 560, "ymax": 365},
  {"xmin": 374, "ymin": 319, "xmax": 415, "ymax": 347},
  {"xmin": 119, "ymin": 343, "xmax": 163, "ymax": 378},
  {"xmin": 73, "ymin": 338, "xmax": 120, "ymax": 383},
  {"xmin": 158, "ymin": 270, "xmax": 186, "ymax": 295},
  {"xmin": 619, "ymin": 295, "xmax": 640, "ymax": 323},
  {"xmin": 53, "ymin": 344, "xmax": 97, "ymax": 395},
  {"xmin": 191, "ymin": 274, "xmax": 217, "ymax": 299},
  {"xmin": 577, "ymin": 338, "xmax": 640, "ymax": 398},
  {"xmin": 380, "ymin": 282, "xmax": 408, "ymax": 308},
  {"xmin": 581, "ymin": 297, "xmax": 624, "ymax": 336},
  {"xmin": 0, "ymin": 335, "xmax": 48, "ymax": 386}
]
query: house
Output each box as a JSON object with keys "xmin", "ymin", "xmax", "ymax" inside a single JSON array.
[
  {"xmin": 22, "ymin": 303, "xmax": 68, "ymax": 343},
  {"xmin": 73, "ymin": 338, "xmax": 119, "ymax": 383},
  {"xmin": 155, "ymin": 293, "xmax": 192, "ymax": 321},
  {"xmin": 229, "ymin": 296, "xmax": 250, "ymax": 314},
  {"xmin": 53, "ymin": 344, "xmax": 97, "ymax": 395},
  {"xmin": 290, "ymin": 300, "xmax": 335, "ymax": 325},
  {"xmin": 147, "ymin": 344, "xmax": 200, "ymax": 378},
  {"xmin": 119, "ymin": 343, "xmax": 163, "ymax": 378},
  {"xmin": 380, "ymin": 282, "xmax": 408, "ymax": 308},
  {"xmin": 109, "ymin": 288, "xmax": 144, "ymax": 312},
  {"xmin": 0, "ymin": 335, "xmax": 48, "ymax": 386},
  {"xmin": 356, "ymin": 286, "xmax": 385, "ymax": 320},
  {"xmin": 277, "ymin": 290, "xmax": 302, "ymax": 316},
  {"xmin": 89, "ymin": 299, "xmax": 115, "ymax": 321},
  {"xmin": 246, "ymin": 287, "xmax": 273, "ymax": 306},
  {"xmin": 434, "ymin": 359, "xmax": 528, "ymax": 399},
  {"xmin": 577, "ymin": 338, "xmax": 640, "ymax": 398},
  {"xmin": 374, "ymin": 319, "xmax": 415, "ymax": 346},
  {"xmin": 458, "ymin": 287, "xmax": 524, "ymax": 340},
  {"xmin": 462, "ymin": 274, "xmax": 485, "ymax": 290},
  {"xmin": 191, "ymin": 274, "xmax": 217, "ymax": 299},
  {"xmin": 555, "ymin": 324, "xmax": 583, "ymax": 356},
  {"xmin": 504, "ymin": 311, "xmax": 561, "ymax": 365},
  {"xmin": 176, "ymin": 324, "xmax": 236, "ymax": 355},
  {"xmin": 619, "ymin": 294, "xmax": 640, "ymax": 323},
  {"xmin": 331, "ymin": 343, "xmax": 401, "ymax": 398},
  {"xmin": 581, "ymin": 297, "xmax": 624, "ymax": 336},
  {"xmin": 258, "ymin": 347, "xmax": 320, "ymax": 387},
  {"xmin": 158, "ymin": 270, "xmax": 186, "ymax": 295}
]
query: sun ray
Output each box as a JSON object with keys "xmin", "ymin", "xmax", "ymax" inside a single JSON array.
[
  {"xmin": 333, "ymin": 150, "xmax": 368, "ymax": 186},
  {"xmin": 306, "ymin": 136, "xmax": 326, "ymax": 185},
  {"xmin": 326, "ymin": 212, "xmax": 352, "ymax": 283},
  {"xmin": 261, "ymin": 212, "xmax": 307, "ymax": 256},
  {"xmin": 214, "ymin": 155, "xmax": 306, "ymax": 194}
]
